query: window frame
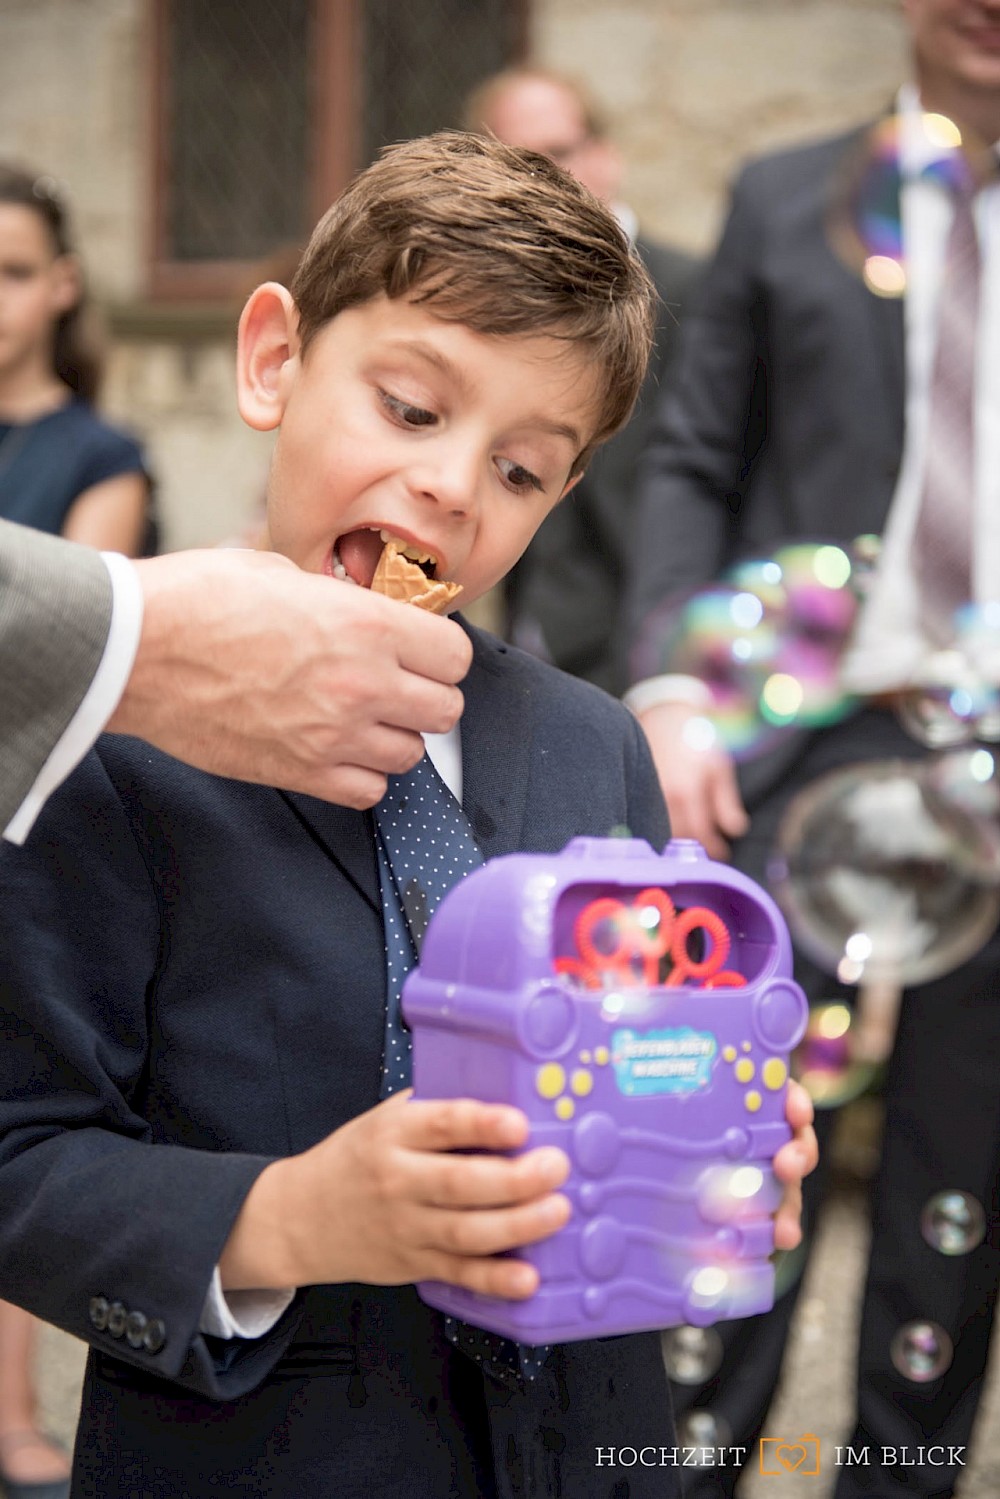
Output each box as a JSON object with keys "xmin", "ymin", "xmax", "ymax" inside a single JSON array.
[{"xmin": 146, "ymin": 0, "xmax": 359, "ymax": 302}]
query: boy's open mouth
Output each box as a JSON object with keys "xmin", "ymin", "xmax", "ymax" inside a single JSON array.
[{"xmin": 327, "ymin": 528, "xmax": 462, "ymax": 614}]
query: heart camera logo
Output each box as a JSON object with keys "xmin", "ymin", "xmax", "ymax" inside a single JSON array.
[{"xmin": 759, "ymin": 1434, "xmax": 821, "ymax": 1477}]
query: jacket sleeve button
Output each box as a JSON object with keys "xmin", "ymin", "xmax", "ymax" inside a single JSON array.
[
  {"xmin": 125, "ymin": 1309, "xmax": 148, "ymax": 1349},
  {"xmin": 106, "ymin": 1301, "xmax": 127, "ymax": 1338},
  {"xmin": 142, "ymin": 1318, "xmax": 167, "ymax": 1354},
  {"xmin": 88, "ymin": 1296, "xmax": 110, "ymax": 1331}
]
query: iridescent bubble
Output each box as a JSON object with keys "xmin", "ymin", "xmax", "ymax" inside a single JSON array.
[
  {"xmin": 827, "ymin": 112, "xmax": 976, "ymax": 300},
  {"xmin": 661, "ymin": 1325, "xmax": 725, "ymax": 1385},
  {"xmin": 848, "ymin": 533, "xmax": 882, "ymax": 593},
  {"xmin": 923, "ymin": 748, "xmax": 1000, "ymax": 830},
  {"xmin": 674, "ymin": 1408, "xmax": 732, "ymax": 1460},
  {"xmin": 769, "ymin": 760, "xmax": 1000, "ymax": 986},
  {"xmin": 793, "ymin": 1001, "xmax": 878, "ymax": 1108},
  {"xmin": 632, "ymin": 584, "xmax": 784, "ymax": 760},
  {"xmin": 920, "ymin": 1190, "xmax": 986, "ymax": 1256},
  {"xmin": 889, "ymin": 1320, "xmax": 954, "ymax": 1383}
]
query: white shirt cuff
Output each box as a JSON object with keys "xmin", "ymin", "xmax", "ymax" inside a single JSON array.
[
  {"xmin": 199, "ymin": 1267, "xmax": 296, "ymax": 1340},
  {"xmin": 621, "ymin": 674, "xmax": 714, "ymax": 717},
  {"xmin": 3, "ymin": 552, "xmax": 143, "ymax": 845}
]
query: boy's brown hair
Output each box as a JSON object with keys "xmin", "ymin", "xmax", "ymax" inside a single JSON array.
[{"xmin": 290, "ymin": 130, "xmax": 655, "ymax": 464}]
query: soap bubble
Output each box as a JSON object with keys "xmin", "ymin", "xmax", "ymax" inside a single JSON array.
[
  {"xmin": 769, "ymin": 760, "xmax": 1000, "ymax": 987},
  {"xmin": 827, "ymin": 112, "xmax": 974, "ymax": 299},
  {"xmin": 631, "ymin": 540, "xmax": 866, "ymax": 760},
  {"xmin": 922, "ymin": 747, "xmax": 1000, "ymax": 823},
  {"xmin": 793, "ymin": 1001, "xmax": 878, "ymax": 1108},
  {"xmin": 920, "ymin": 1190, "xmax": 986, "ymax": 1256},
  {"xmin": 674, "ymin": 1408, "xmax": 732, "ymax": 1459},
  {"xmin": 661, "ymin": 1325, "xmax": 725, "ymax": 1385},
  {"xmin": 889, "ymin": 1320, "xmax": 954, "ymax": 1383}
]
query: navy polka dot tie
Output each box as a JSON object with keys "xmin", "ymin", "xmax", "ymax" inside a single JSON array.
[{"xmin": 372, "ymin": 754, "xmax": 550, "ymax": 1382}]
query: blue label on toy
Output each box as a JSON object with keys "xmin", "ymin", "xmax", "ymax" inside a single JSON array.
[{"xmin": 611, "ymin": 1027, "xmax": 717, "ymax": 1095}]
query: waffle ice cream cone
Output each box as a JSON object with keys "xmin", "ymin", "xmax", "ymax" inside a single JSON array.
[{"xmin": 371, "ymin": 541, "xmax": 462, "ymax": 614}]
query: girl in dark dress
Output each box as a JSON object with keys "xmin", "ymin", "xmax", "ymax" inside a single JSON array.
[{"xmin": 0, "ymin": 163, "xmax": 151, "ymax": 555}]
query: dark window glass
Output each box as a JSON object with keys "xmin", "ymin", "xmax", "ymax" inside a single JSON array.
[
  {"xmin": 361, "ymin": 0, "xmax": 523, "ymax": 164},
  {"xmin": 168, "ymin": 0, "xmax": 311, "ymax": 262}
]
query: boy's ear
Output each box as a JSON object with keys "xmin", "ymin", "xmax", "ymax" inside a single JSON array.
[
  {"xmin": 560, "ymin": 469, "xmax": 586, "ymax": 501},
  {"xmin": 236, "ymin": 282, "xmax": 301, "ymax": 432}
]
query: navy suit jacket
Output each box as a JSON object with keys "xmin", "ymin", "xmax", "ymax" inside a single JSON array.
[{"xmin": 0, "ymin": 625, "xmax": 678, "ymax": 1498}]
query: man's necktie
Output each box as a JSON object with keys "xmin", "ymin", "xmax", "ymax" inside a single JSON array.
[
  {"xmin": 372, "ymin": 755, "xmax": 550, "ymax": 1382},
  {"xmin": 911, "ymin": 170, "xmax": 981, "ymax": 644}
]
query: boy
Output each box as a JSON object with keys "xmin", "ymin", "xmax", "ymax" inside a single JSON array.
[{"xmin": 0, "ymin": 133, "xmax": 814, "ymax": 1498}]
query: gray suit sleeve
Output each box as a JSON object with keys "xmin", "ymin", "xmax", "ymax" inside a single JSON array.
[{"xmin": 0, "ymin": 519, "xmax": 113, "ymax": 828}]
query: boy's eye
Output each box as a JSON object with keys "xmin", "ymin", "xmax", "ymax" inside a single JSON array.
[
  {"xmin": 379, "ymin": 390, "xmax": 436, "ymax": 428},
  {"xmin": 497, "ymin": 457, "xmax": 544, "ymax": 494}
]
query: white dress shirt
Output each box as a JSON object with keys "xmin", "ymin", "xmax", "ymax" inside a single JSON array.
[
  {"xmin": 842, "ymin": 85, "xmax": 1000, "ymax": 691},
  {"xmin": 3, "ymin": 551, "xmax": 142, "ymax": 844}
]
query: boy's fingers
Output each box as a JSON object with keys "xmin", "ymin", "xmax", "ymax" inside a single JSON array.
[
  {"xmin": 423, "ymin": 1193, "xmax": 572, "ymax": 1260},
  {"xmin": 428, "ymin": 1252, "xmax": 540, "ymax": 1302},
  {"xmin": 420, "ymin": 1145, "xmax": 570, "ymax": 1209},
  {"xmin": 398, "ymin": 1098, "xmax": 532, "ymax": 1153},
  {"xmin": 774, "ymin": 1184, "xmax": 804, "ymax": 1251},
  {"xmin": 785, "ymin": 1078, "xmax": 816, "ymax": 1129}
]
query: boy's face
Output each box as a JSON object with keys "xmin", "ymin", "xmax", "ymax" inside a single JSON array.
[{"xmin": 245, "ymin": 292, "xmax": 599, "ymax": 612}]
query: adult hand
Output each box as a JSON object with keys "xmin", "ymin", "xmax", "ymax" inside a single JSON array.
[
  {"xmin": 637, "ymin": 700, "xmax": 748, "ymax": 859},
  {"xmin": 220, "ymin": 1095, "xmax": 571, "ymax": 1299},
  {"xmin": 773, "ymin": 1079, "xmax": 819, "ymax": 1252},
  {"xmin": 107, "ymin": 550, "xmax": 473, "ymax": 806}
]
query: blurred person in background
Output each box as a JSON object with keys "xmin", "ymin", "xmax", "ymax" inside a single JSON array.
[
  {"xmin": 0, "ymin": 159, "xmax": 157, "ymax": 1499},
  {"xmin": 0, "ymin": 165, "xmax": 154, "ymax": 557},
  {"xmin": 624, "ymin": 2, "xmax": 1000, "ymax": 1495},
  {"xmin": 463, "ymin": 67, "xmax": 700, "ymax": 694}
]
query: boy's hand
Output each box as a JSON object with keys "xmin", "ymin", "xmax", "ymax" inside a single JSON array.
[
  {"xmin": 637, "ymin": 701, "xmax": 749, "ymax": 860},
  {"xmin": 220, "ymin": 1095, "xmax": 571, "ymax": 1300},
  {"xmin": 111, "ymin": 550, "xmax": 473, "ymax": 808},
  {"xmin": 772, "ymin": 1079, "xmax": 819, "ymax": 1251}
]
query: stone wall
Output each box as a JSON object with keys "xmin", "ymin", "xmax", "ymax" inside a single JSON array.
[{"xmin": 0, "ymin": 0, "xmax": 907, "ymax": 552}]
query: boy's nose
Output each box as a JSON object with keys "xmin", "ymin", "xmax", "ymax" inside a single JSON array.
[{"xmin": 408, "ymin": 451, "xmax": 480, "ymax": 518}]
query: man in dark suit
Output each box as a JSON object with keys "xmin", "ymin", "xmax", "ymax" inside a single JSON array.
[
  {"xmin": 463, "ymin": 67, "xmax": 701, "ymax": 694},
  {"xmin": 0, "ymin": 519, "xmax": 471, "ymax": 841},
  {"xmin": 625, "ymin": 1, "xmax": 1000, "ymax": 1494}
]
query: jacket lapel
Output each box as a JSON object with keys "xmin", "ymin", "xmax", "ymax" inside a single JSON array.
[
  {"xmin": 458, "ymin": 623, "xmax": 532, "ymax": 862},
  {"xmin": 278, "ymin": 790, "xmax": 380, "ymax": 913}
]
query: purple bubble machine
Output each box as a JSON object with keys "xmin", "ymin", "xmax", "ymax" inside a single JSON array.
[{"xmin": 403, "ymin": 837, "xmax": 808, "ymax": 1344}]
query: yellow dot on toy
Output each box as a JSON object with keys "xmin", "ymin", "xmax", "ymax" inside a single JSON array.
[
  {"xmin": 735, "ymin": 1058, "xmax": 755, "ymax": 1084},
  {"xmin": 723, "ymin": 1045, "xmax": 737, "ymax": 1063},
  {"xmin": 742, "ymin": 1040, "xmax": 752, "ymax": 1052},
  {"xmin": 594, "ymin": 1046, "xmax": 610, "ymax": 1066},
  {"xmin": 536, "ymin": 1063, "xmax": 565, "ymax": 1100},
  {"xmin": 555, "ymin": 1096, "xmax": 575, "ymax": 1120},
  {"xmin": 571, "ymin": 1069, "xmax": 593, "ymax": 1097},
  {"xmin": 579, "ymin": 1050, "xmax": 592, "ymax": 1064},
  {"xmin": 744, "ymin": 1090, "xmax": 762, "ymax": 1113},
  {"xmin": 763, "ymin": 1058, "xmax": 788, "ymax": 1090}
]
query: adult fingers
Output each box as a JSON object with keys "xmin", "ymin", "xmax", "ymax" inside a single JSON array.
[{"xmin": 388, "ymin": 601, "xmax": 473, "ymax": 685}]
